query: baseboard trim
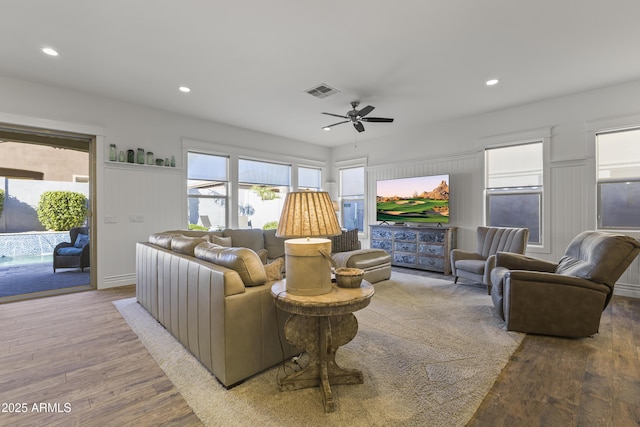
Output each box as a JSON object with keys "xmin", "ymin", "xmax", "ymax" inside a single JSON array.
[
  {"xmin": 101, "ymin": 273, "xmax": 136, "ymax": 289},
  {"xmin": 614, "ymin": 282, "xmax": 640, "ymax": 299}
]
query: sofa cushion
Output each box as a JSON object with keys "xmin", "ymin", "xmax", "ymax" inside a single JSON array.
[
  {"xmin": 149, "ymin": 232, "xmax": 179, "ymax": 249},
  {"xmin": 57, "ymin": 246, "xmax": 83, "ymax": 256},
  {"xmin": 263, "ymin": 229, "xmax": 286, "ymax": 259},
  {"xmin": 331, "ymin": 229, "xmax": 360, "ymax": 253},
  {"xmin": 171, "ymin": 235, "xmax": 210, "ymax": 256},
  {"xmin": 223, "ymin": 229, "xmax": 266, "ymax": 253},
  {"xmin": 194, "ymin": 242, "xmax": 267, "ymax": 286}
]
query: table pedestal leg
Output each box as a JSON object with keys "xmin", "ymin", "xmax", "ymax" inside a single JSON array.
[{"xmin": 279, "ymin": 313, "xmax": 363, "ymax": 412}]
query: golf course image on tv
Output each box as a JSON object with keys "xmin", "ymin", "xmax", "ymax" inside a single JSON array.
[{"xmin": 376, "ymin": 174, "xmax": 450, "ymax": 223}]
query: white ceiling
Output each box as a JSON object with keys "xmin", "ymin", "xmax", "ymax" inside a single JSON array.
[{"xmin": 2, "ymin": 1, "xmax": 640, "ymax": 147}]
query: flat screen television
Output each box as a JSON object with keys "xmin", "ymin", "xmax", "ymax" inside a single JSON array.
[{"xmin": 376, "ymin": 174, "xmax": 450, "ymax": 224}]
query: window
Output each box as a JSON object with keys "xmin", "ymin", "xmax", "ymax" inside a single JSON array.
[
  {"xmin": 597, "ymin": 127, "xmax": 640, "ymax": 229},
  {"xmin": 485, "ymin": 142, "xmax": 543, "ymax": 245},
  {"xmin": 298, "ymin": 166, "xmax": 322, "ymax": 191},
  {"xmin": 238, "ymin": 158, "xmax": 290, "ymax": 229},
  {"xmin": 340, "ymin": 166, "xmax": 365, "ymax": 232},
  {"xmin": 187, "ymin": 152, "xmax": 228, "ymax": 230}
]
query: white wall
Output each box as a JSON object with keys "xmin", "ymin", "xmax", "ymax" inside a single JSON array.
[
  {"xmin": 332, "ymin": 79, "xmax": 640, "ymax": 297},
  {"xmin": 0, "ymin": 75, "xmax": 330, "ymax": 289}
]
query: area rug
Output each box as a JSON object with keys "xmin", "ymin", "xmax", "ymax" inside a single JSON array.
[{"xmin": 114, "ymin": 272, "xmax": 523, "ymax": 427}]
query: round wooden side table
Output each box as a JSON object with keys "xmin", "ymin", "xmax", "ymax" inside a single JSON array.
[{"xmin": 271, "ymin": 279, "xmax": 374, "ymax": 413}]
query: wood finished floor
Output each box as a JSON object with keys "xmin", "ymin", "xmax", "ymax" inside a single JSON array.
[{"xmin": 0, "ymin": 275, "xmax": 638, "ymax": 427}]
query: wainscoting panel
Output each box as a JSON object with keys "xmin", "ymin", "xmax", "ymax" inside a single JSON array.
[
  {"xmin": 364, "ymin": 153, "xmax": 639, "ymax": 296},
  {"xmin": 366, "ymin": 152, "xmax": 481, "ymax": 253},
  {"xmin": 100, "ymin": 164, "xmax": 183, "ymax": 289}
]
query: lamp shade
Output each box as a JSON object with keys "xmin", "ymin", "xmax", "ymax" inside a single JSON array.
[{"xmin": 276, "ymin": 191, "xmax": 341, "ymax": 238}]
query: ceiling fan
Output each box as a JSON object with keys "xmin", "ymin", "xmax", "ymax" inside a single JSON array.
[{"xmin": 322, "ymin": 101, "xmax": 394, "ymax": 133}]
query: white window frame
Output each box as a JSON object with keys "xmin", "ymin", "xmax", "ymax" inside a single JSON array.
[
  {"xmin": 481, "ymin": 128, "xmax": 551, "ymax": 253},
  {"xmin": 338, "ymin": 161, "xmax": 367, "ymax": 235},
  {"xmin": 187, "ymin": 151, "xmax": 229, "ymax": 230},
  {"xmin": 594, "ymin": 126, "xmax": 640, "ymax": 230}
]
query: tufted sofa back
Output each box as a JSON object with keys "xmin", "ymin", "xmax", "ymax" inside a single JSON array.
[{"xmin": 476, "ymin": 226, "xmax": 529, "ymax": 258}]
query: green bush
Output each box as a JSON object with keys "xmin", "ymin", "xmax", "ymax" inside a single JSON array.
[
  {"xmin": 262, "ymin": 221, "xmax": 278, "ymax": 230},
  {"xmin": 0, "ymin": 189, "xmax": 4, "ymax": 218},
  {"xmin": 37, "ymin": 191, "xmax": 87, "ymax": 231},
  {"xmin": 189, "ymin": 223, "xmax": 208, "ymax": 231}
]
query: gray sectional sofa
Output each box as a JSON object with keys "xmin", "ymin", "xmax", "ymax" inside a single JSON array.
[{"xmin": 136, "ymin": 228, "xmax": 391, "ymax": 387}]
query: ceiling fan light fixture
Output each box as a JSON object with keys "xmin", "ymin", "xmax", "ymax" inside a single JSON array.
[{"xmin": 322, "ymin": 126, "xmax": 331, "ymax": 131}]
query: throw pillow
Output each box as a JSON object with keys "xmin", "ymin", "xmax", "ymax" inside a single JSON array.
[
  {"xmin": 194, "ymin": 242, "xmax": 267, "ymax": 287},
  {"xmin": 211, "ymin": 235, "xmax": 232, "ymax": 247},
  {"xmin": 74, "ymin": 233, "xmax": 90, "ymax": 248},
  {"xmin": 148, "ymin": 232, "xmax": 178, "ymax": 249},
  {"xmin": 330, "ymin": 229, "xmax": 360, "ymax": 253},
  {"xmin": 171, "ymin": 235, "xmax": 210, "ymax": 256},
  {"xmin": 264, "ymin": 257, "xmax": 284, "ymax": 281}
]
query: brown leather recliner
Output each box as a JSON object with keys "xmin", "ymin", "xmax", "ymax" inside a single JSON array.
[
  {"xmin": 450, "ymin": 226, "xmax": 529, "ymax": 293},
  {"xmin": 491, "ymin": 230, "xmax": 640, "ymax": 338}
]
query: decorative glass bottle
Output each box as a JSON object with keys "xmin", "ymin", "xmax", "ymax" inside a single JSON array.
[
  {"xmin": 137, "ymin": 148, "xmax": 145, "ymax": 164},
  {"xmin": 146, "ymin": 151, "xmax": 154, "ymax": 165},
  {"xmin": 109, "ymin": 144, "xmax": 117, "ymax": 161}
]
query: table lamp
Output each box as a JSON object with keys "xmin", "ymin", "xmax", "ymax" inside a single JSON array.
[{"xmin": 276, "ymin": 191, "xmax": 342, "ymax": 295}]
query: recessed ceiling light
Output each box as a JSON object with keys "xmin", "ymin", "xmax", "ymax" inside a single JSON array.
[
  {"xmin": 42, "ymin": 47, "xmax": 59, "ymax": 56},
  {"xmin": 178, "ymin": 86, "xmax": 191, "ymax": 93},
  {"xmin": 486, "ymin": 79, "xmax": 499, "ymax": 86}
]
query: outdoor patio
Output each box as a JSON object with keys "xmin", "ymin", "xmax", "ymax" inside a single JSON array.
[
  {"xmin": 0, "ymin": 260, "xmax": 90, "ymax": 298},
  {"xmin": 0, "ymin": 232, "xmax": 90, "ymax": 300}
]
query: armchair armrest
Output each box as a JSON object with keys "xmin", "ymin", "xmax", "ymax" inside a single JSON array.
[
  {"xmin": 495, "ymin": 252, "xmax": 557, "ymax": 272},
  {"xmin": 54, "ymin": 241, "xmax": 73, "ymax": 252},
  {"xmin": 506, "ymin": 270, "xmax": 610, "ymax": 293},
  {"xmin": 450, "ymin": 249, "xmax": 485, "ymax": 262}
]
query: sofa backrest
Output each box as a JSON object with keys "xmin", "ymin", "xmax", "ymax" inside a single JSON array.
[
  {"xmin": 476, "ymin": 226, "xmax": 529, "ymax": 258},
  {"xmin": 556, "ymin": 231, "xmax": 640, "ymax": 289}
]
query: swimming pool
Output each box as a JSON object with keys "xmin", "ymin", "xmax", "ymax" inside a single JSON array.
[{"xmin": 0, "ymin": 254, "xmax": 53, "ymax": 267}]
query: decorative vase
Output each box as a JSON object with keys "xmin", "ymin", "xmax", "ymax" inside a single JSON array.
[{"xmin": 109, "ymin": 144, "xmax": 117, "ymax": 161}]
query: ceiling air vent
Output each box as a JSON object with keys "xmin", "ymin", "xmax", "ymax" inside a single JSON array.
[{"xmin": 305, "ymin": 83, "xmax": 339, "ymax": 99}]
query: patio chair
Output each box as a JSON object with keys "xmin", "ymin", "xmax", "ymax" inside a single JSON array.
[{"xmin": 53, "ymin": 227, "xmax": 90, "ymax": 272}]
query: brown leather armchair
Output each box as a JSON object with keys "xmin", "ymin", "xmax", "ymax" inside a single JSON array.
[
  {"xmin": 491, "ymin": 231, "xmax": 640, "ymax": 338},
  {"xmin": 53, "ymin": 226, "xmax": 90, "ymax": 272},
  {"xmin": 450, "ymin": 226, "xmax": 529, "ymax": 293}
]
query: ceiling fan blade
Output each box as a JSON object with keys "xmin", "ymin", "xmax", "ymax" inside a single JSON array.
[
  {"xmin": 353, "ymin": 122, "xmax": 365, "ymax": 133},
  {"xmin": 361, "ymin": 117, "xmax": 394, "ymax": 123},
  {"xmin": 322, "ymin": 112, "xmax": 348, "ymax": 119},
  {"xmin": 322, "ymin": 120, "xmax": 349, "ymax": 129},
  {"xmin": 358, "ymin": 105, "xmax": 375, "ymax": 117}
]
